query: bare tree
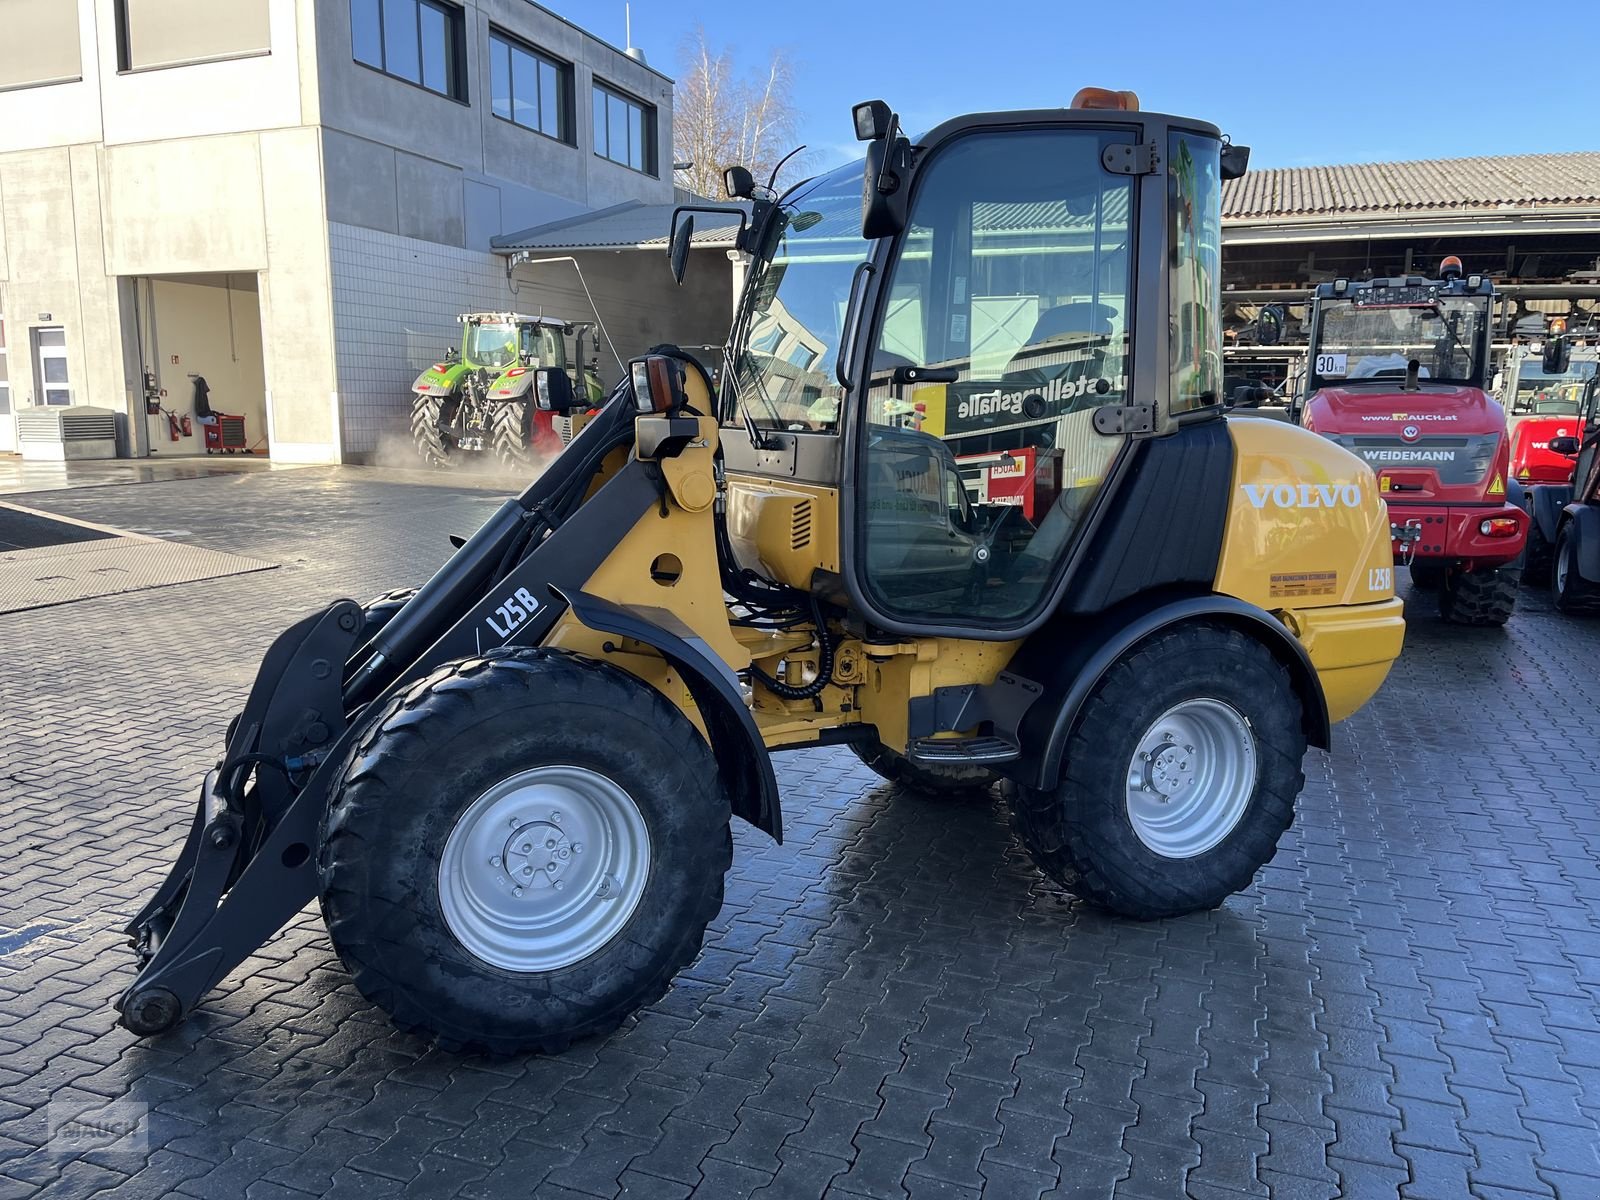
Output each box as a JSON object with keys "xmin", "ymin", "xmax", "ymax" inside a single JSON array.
[{"xmin": 674, "ymin": 28, "xmax": 802, "ymax": 199}]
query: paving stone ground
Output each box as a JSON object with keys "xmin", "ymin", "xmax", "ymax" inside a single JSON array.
[{"xmin": 2, "ymin": 464, "xmax": 1599, "ymax": 1199}]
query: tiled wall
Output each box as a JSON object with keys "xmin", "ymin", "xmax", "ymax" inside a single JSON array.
[{"xmin": 329, "ymin": 222, "xmax": 518, "ymax": 457}]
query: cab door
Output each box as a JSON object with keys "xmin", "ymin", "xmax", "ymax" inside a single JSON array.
[
  {"xmin": 1576, "ymin": 378, "xmax": 1600, "ymax": 502},
  {"xmin": 853, "ymin": 124, "xmax": 1141, "ymax": 628}
]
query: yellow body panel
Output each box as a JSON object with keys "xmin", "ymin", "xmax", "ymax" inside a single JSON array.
[
  {"xmin": 723, "ymin": 475, "xmax": 842, "ymax": 590},
  {"xmin": 1216, "ymin": 416, "xmax": 1405, "ymax": 720}
]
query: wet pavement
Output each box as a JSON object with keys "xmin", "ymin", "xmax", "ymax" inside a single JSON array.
[{"xmin": 1, "ymin": 464, "xmax": 1598, "ymax": 1199}]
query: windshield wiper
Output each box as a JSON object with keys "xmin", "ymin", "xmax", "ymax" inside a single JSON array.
[
  {"xmin": 1425, "ymin": 305, "xmax": 1476, "ymax": 379},
  {"xmin": 726, "ymin": 358, "xmax": 787, "ymax": 449}
]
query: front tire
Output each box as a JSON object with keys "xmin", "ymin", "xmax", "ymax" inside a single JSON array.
[
  {"xmin": 319, "ymin": 650, "xmax": 732, "ymax": 1055},
  {"xmin": 1437, "ymin": 567, "xmax": 1517, "ymax": 626},
  {"xmin": 1007, "ymin": 624, "xmax": 1305, "ymax": 919},
  {"xmin": 1554, "ymin": 525, "xmax": 1600, "ymax": 614},
  {"xmin": 851, "ymin": 742, "xmax": 996, "ymax": 797}
]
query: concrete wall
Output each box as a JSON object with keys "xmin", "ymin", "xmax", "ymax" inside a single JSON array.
[
  {"xmin": 138, "ymin": 277, "xmax": 269, "ymax": 458},
  {"xmin": 0, "ymin": 0, "xmax": 314, "ymax": 155},
  {"xmin": 329, "ymin": 222, "xmax": 733, "ymax": 459},
  {"xmin": 0, "ymin": 0, "xmax": 339, "ymax": 460},
  {"xmin": 316, "ymin": 0, "xmax": 672, "ymax": 250},
  {"xmin": 0, "ymin": 145, "xmax": 128, "ymax": 444}
]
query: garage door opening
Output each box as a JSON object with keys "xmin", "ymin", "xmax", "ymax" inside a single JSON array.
[{"xmin": 131, "ymin": 273, "xmax": 270, "ymax": 458}]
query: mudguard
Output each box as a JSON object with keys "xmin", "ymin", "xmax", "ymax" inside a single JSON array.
[
  {"xmin": 1561, "ymin": 503, "xmax": 1600, "ymax": 585},
  {"xmin": 1531, "ymin": 483, "xmax": 1573, "ymax": 544},
  {"xmin": 556, "ymin": 587, "xmax": 783, "ymax": 843},
  {"xmin": 1008, "ymin": 590, "xmax": 1331, "ymax": 791}
]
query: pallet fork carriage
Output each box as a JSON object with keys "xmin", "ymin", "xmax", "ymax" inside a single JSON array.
[{"xmin": 120, "ymin": 92, "xmax": 1405, "ymax": 1053}]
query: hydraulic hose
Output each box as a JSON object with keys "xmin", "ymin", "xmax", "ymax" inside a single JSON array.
[{"xmin": 748, "ymin": 593, "xmax": 835, "ymax": 701}]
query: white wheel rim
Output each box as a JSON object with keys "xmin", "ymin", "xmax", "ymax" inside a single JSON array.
[
  {"xmin": 438, "ymin": 766, "xmax": 650, "ymax": 972},
  {"xmin": 1125, "ymin": 698, "xmax": 1258, "ymax": 859}
]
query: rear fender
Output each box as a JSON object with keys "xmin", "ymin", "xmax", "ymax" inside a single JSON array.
[
  {"xmin": 413, "ymin": 362, "xmax": 467, "ymax": 396},
  {"xmin": 487, "ymin": 370, "xmax": 535, "ymax": 400},
  {"xmin": 556, "ymin": 587, "xmax": 783, "ymax": 842},
  {"xmin": 1561, "ymin": 503, "xmax": 1600, "ymax": 584},
  {"xmin": 1007, "ymin": 591, "xmax": 1330, "ymax": 791}
]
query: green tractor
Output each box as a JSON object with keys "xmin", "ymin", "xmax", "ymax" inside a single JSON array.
[{"xmin": 410, "ymin": 313, "xmax": 604, "ymax": 469}]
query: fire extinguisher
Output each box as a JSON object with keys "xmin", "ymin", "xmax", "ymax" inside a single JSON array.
[{"xmin": 162, "ymin": 409, "xmax": 193, "ymax": 441}]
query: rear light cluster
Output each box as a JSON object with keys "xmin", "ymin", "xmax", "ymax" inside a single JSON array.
[{"xmin": 1479, "ymin": 517, "xmax": 1520, "ymax": 538}]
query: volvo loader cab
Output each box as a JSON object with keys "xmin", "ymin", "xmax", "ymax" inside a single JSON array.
[
  {"xmin": 1297, "ymin": 259, "xmax": 1527, "ymax": 625},
  {"xmin": 118, "ymin": 92, "xmax": 1405, "ymax": 1055}
]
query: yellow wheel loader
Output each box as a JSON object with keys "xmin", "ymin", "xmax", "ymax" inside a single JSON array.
[{"xmin": 119, "ymin": 91, "xmax": 1405, "ymax": 1053}]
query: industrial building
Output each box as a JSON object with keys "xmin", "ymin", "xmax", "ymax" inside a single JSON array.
[{"xmin": 0, "ymin": 0, "xmax": 733, "ymax": 463}]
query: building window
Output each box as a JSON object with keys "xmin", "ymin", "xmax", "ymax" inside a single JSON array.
[
  {"xmin": 489, "ymin": 33, "xmax": 571, "ymax": 142},
  {"xmin": 0, "ymin": 0, "xmax": 81, "ymax": 91},
  {"xmin": 116, "ymin": 0, "xmax": 270, "ymax": 72},
  {"xmin": 350, "ymin": 0, "xmax": 464, "ymax": 100},
  {"xmin": 592, "ymin": 82, "xmax": 656, "ymax": 175}
]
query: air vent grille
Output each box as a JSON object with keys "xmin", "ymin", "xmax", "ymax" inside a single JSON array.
[{"xmin": 790, "ymin": 499, "xmax": 813, "ymax": 552}]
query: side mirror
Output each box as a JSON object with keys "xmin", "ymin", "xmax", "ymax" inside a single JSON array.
[
  {"xmin": 1220, "ymin": 143, "xmax": 1251, "ymax": 180},
  {"xmin": 852, "ymin": 99, "xmax": 892, "ymax": 141},
  {"xmin": 533, "ymin": 367, "xmax": 578, "ymax": 412},
  {"xmin": 1544, "ymin": 336, "xmax": 1571, "ymax": 375},
  {"xmin": 668, "ymin": 215, "xmax": 694, "ymax": 286},
  {"xmin": 723, "ymin": 165, "xmax": 755, "ymax": 199},
  {"xmin": 1548, "ymin": 435, "xmax": 1581, "ymax": 456}
]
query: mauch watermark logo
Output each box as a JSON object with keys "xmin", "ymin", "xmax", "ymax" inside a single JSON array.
[{"xmin": 46, "ymin": 1099, "xmax": 149, "ymax": 1158}]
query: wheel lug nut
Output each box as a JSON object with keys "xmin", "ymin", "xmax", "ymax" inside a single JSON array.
[
  {"xmin": 509, "ymin": 817, "xmax": 520, "ymax": 828},
  {"xmin": 550, "ymin": 811, "xmax": 561, "ymax": 822},
  {"xmin": 573, "ymin": 843, "xmax": 582, "ymax": 853},
  {"xmin": 521, "ymin": 843, "xmax": 532, "ymax": 851},
  {"xmin": 523, "ymin": 866, "xmax": 533, "ymax": 875},
  {"xmin": 490, "ymin": 856, "xmax": 501, "ymax": 868},
  {"xmin": 553, "ymin": 880, "xmax": 564, "ymax": 891},
  {"xmin": 546, "ymin": 839, "xmax": 556, "ymax": 849},
  {"xmin": 513, "ymin": 887, "xmax": 523, "ymax": 896}
]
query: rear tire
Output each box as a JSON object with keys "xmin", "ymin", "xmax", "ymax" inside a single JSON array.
[
  {"xmin": 491, "ymin": 400, "xmax": 535, "ymax": 471},
  {"xmin": 1554, "ymin": 525, "xmax": 1600, "ymax": 614},
  {"xmin": 1522, "ymin": 518, "xmax": 1554, "ymax": 587},
  {"xmin": 851, "ymin": 743, "xmax": 996, "ymax": 797},
  {"xmin": 1437, "ymin": 567, "xmax": 1517, "ymax": 626},
  {"xmin": 411, "ymin": 394, "xmax": 456, "ymax": 468},
  {"xmin": 319, "ymin": 649, "xmax": 732, "ymax": 1055},
  {"xmin": 1408, "ymin": 562, "xmax": 1446, "ymax": 591},
  {"xmin": 1007, "ymin": 624, "xmax": 1305, "ymax": 920}
]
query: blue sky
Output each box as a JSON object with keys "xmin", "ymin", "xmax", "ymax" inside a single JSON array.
[{"xmin": 557, "ymin": 0, "xmax": 1599, "ymax": 176}]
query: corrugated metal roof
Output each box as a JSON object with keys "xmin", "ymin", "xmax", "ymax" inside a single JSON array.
[
  {"xmin": 492, "ymin": 200, "xmax": 748, "ymax": 252},
  {"xmin": 1224, "ymin": 151, "xmax": 1600, "ymax": 220}
]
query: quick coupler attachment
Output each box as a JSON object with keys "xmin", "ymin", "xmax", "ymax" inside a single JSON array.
[{"xmin": 116, "ymin": 598, "xmax": 365, "ymax": 1037}]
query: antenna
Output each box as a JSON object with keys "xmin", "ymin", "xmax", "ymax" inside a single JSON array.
[{"xmin": 623, "ymin": 4, "xmax": 646, "ymax": 62}]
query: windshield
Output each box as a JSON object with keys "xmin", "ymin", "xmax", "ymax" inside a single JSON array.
[
  {"xmin": 728, "ymin": 162, "xmax": 870, "ymax": 433},
  {"xmin": 464, "ymin": 323, "xmax": 520, "ymax": 371},
  {"xmin": 1312, "ymin": 295, "xmax": 1489, "ymax": 387},
  {"xmin": 1510, "ymin": 357, "xmax": 1596, "ymax": 415}
]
